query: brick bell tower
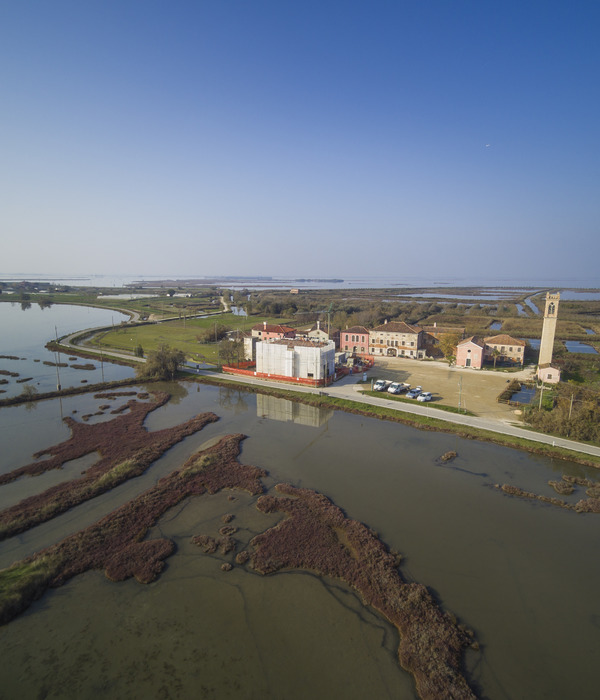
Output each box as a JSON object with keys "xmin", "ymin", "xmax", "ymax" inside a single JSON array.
[{"xmin": 538, "ymin": 292, "xmax": 560, "ymax": 367}]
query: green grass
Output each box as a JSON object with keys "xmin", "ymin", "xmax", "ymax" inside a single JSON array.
[{"xmin": 91, "ymin": 314, "xmax": 292, "ymax": 364}]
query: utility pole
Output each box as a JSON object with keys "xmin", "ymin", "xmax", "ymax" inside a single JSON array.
[
  {"xmin": 458, "ymin": 376, "xmax": 462, "ymax": 412},
  {"xmin": 569, "ymin": 393, "xmax": 574, "ymax": 419},
  {"xmin": 538, "ymin": 380, "xmax": 545, "ymax": 410}
]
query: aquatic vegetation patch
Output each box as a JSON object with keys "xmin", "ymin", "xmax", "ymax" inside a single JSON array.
[
  {"xmin": 0, "ymin": 370, "xmax": 19, "ymax": 377},
  {"xmin": 0, "ymin": 355, "xmax": 21, "ymax": 360},
  {"xmin": 498, "ymin": 480, "xmax": 600, "ymax": 513},
  {"xmin": 0, "ymin": 392, "xmax": 220, "ymax": 539},
  {"xmin": 70, "ymin": 363, "xmax": 96, "ymax": 371},
  {"xmin": 0, "ymin": 434, "xmax": 266, "ymax": 626},
  {"xmin": 250, "ymin": 484, "xmax": 476, "ymax": 700}
]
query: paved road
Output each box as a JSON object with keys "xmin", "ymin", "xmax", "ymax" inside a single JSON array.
[
  {"xmin": 54, "ymin": 332, "xmax": 600, "ymax": 460},
  {"xmin": 192, "ymin": 369, "xmax": 600, "ymax": 459}
]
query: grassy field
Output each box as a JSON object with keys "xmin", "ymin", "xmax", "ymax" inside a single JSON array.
[{"xmin": 91, "ymin": 313, "xmax": 292, "ymax": 364}]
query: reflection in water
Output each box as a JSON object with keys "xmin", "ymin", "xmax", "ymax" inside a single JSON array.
[
  {"xmin": 257, "ymin": 394, "xmax": 333, "ymax": 427},
  {"xmin": 218, "ymin": 385, "xmax": 251, "ymax": 414}
]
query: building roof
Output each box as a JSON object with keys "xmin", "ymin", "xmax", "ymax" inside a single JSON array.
[
  {"xmin": 252, "ymin": 323, "xmax": 295, "ymax": 334},
  {"xmin": 343, "ymin": 325, "xmax": 370, "ymax": 334},
  {"xmin": 371, "ymin": 321, "xmax": 421, "ymax": 334},
  {"xmin": 458, "ymin": 335, "xmax": 486, "ymax": 348},
  {"xmin": 484, "ymin": 334, "xmax": 526, "ymax": 346}
]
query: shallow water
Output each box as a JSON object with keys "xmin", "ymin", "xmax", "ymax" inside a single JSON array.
[
  {"xmin": 1, "ymin": 384, "xmax": 599, "ymax": 699},
  {"xmin": 0, "ymin": 302, "xmax": 134, "ymax": 397},
  {"xmin": 564, "ymin": 340, "xmax": 598, "ymax": 354}
]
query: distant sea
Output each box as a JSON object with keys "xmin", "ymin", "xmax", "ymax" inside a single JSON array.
[{"xmin": 0, "ymin": 273, "xmax": 598, "ymax": 290}]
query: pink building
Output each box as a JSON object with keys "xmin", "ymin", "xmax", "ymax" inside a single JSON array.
[
  {"xmin": 340, "ymin": 326, "xmax": 370, "ymax": 355},
  {"xmin": 456, "ymin": 336, "xmax": 486, "ymax": 368}
]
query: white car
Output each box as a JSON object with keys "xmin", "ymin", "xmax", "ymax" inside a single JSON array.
[
  {"xmin": 373, "ymin": 379, "xmax": 388, "ymax": 391},
  {"xmin": 388, "ymin": 382, "xmax": 402, "ymax": 394},
  {"xmin": 417, "ymin": 391, "xmax": 432, "ymax": 402}
]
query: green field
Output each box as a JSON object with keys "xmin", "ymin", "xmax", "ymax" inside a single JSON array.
[{"xmin": 91, "ymin": 313, "xmax": 292, "ymax": 364}]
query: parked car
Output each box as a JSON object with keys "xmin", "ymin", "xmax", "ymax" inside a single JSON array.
[
  {"xmin": 373, "ymin": 379, "xmax": 388, "ymax": 391},
  {"xmin": 388, "ymin": 382, "xmax": 402, "ymax": 394},
  {"xmin": 406, "ymin": 388, "xmax": 421, "ymax": 399},
  {"xmin": 416, "ymin": 391, "xmax": 432, "ymax": 402}
]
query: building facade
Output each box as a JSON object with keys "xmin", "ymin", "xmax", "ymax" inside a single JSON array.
[
  {"xmin": 369, "ymin": 321, "xmax": 424, "ymax": 358},
  {"xmin": 340, "ymin": 326, "xmax": 370, "ymax": 355},
  {"xmin": 483, "ymin": 334, "xmax": 526, "ymax": 365},
  {"xmin": 456, "ymin": 336, "xmax": 486, "ymax": 368},
  {"xmin": 456, "ymin": 334, "xmax": 525, "ymax": 368},
  {"xmin": 255, "ymin": 339, "xmax": 336, "ymax": 383}
]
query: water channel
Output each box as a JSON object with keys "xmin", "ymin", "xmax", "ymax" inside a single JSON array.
[{"xmin": 0, "ymin": 307, "xmax": 599, "ymax": 699}]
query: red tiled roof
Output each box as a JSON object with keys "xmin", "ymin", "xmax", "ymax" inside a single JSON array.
[
  {"xmin": 458, "ymin": 335, "xmax": 485, "ymax": 348},
  {"xmin": 252, "ymin": 323, "xmax": 295, "ymax": 334},
  {"xmin": 484, "ymin": 334, "xmax": 526, "ymax": 346}
]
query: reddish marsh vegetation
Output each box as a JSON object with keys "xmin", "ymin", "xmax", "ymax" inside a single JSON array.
[
  {"xmin": 0, "ymin": 434, "xmax": 266, "ymax": 626},
  {"xmin": 499, "ymin": 475, "xmax": 600, "ymax": 513},
  {"xmin": 0, "ymin": 392, "xmax": 219, "ymax": 539},
  {"xmin": 250, "ymin": 484, "xmax": 476, "ymax": 700}
]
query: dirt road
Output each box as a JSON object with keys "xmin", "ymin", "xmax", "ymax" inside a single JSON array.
[{"xmin": 366, "ymin": 356, "xmax": 537, "ymax": 423}]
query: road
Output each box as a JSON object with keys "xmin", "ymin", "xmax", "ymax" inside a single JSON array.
[{"xmin": 54, "ymin": 331, "xmax": 600, "ymax": 460}]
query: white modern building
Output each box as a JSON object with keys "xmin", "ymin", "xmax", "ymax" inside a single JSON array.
[{"xmin": 255, "ymin": 338, "xmax": 336, "ymax": 383}]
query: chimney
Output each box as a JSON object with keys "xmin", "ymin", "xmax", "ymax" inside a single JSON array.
[
  {"xmin": 384, "ymin": 319, "xmax": 388, "ymax": 324},
  {"xmin": 263, "ymin": 321, "xmax": 267, "ymax": 329},
  {"xmin": 434, "ymin": 322, "xmax": 437, "ymax": 327},
  {"xmin": 317, "ymin": 320, "xmax": 320, "ymax": 330}
]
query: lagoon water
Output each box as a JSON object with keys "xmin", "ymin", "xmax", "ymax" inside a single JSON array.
[
  {"xmin": 0, "ymin": 302, "xmax": 134, "ymax": 398},
  {"xmin": 0, "ymin": 306, "xmax": 599, "ymax": 699}
]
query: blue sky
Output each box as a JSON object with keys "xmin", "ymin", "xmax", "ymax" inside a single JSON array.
[{"xmin": 1, "ymin": 1, "xmax": 599, "ymax": 282}]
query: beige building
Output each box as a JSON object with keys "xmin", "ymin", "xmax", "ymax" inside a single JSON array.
[
  {"xmin": 483, "ymin": 334, "xmax": 526, "ymax": 365},
  {"xmin": 369, "ymin": 320, "xmax": 425, "ymax": 359}
]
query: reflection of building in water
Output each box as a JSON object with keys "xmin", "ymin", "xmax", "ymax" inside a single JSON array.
[{"xmin": 256, "ymin": 394, "xmax": 333, "ymax": 427}]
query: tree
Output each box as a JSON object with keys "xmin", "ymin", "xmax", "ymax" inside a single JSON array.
[
  {"xmin": 438, "ymin": 333, "xmax": 460, "ymax": 364},
  {"xmin": 138, "ymin": 344, "xmax": 185, "ymax": 380},
  {"xmin": 491, "ymin": 348, "xmax": 501, "ymax": 368},
  {"xmin": 134, "ymin": 344, "xmax": 144, "ymax": 358},
  {"xmin": 197, "ymin": 323, "xmax": 231, "ymax": 344},
  {"xmin": 218, "ymin": 338, "xmax": 244, "ymax": 366}
]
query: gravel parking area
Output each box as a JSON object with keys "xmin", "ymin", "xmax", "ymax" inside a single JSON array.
[{"xmin": 367, "ymin": 356, "xmax": 537, "ymax": 423}]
